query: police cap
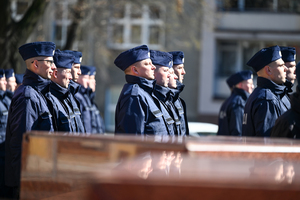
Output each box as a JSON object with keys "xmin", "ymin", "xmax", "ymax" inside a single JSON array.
[
  {"xmin": 169, "ymin": 51, "xmax": 184, "ymax": 65},
  {"xmin": 62, "ymin": 50, "xmax": 82, "ymax": 64},
  {"xmin": 247, "ymin": 45, "xmax": 282, "ymax": 72},
  {"xmin": 80, "ymin": 65, "xmax": 90, "ymax": 75},
  {"xmin": 226, "ymin": 70, "xmax": 253, "ymax": 88},
  {"xmin": 150, "ymin": 50, "xmax": 173, "ymax": 68},
  {"xmin": 280, "ymin": 46, "xmax": 296, "ymax": 62},
  {"xmin": 19, "ymin": 41, "xmax": 56, "ymax": 61},
  {"xmin": 53, "ymin": 50, "xmax": 75, "ymax": 69},
  {"xmin": 114, "ymin": 45, "xmax": 150, "ymax": 71},
  {"xmin": 5, "ymin": 69, "xmax": 15, "ymax": 79},
  {"xmin": 0, "ymin": 69, "xmax": 5, "ymax": 79},
  {"xmin": 15, "ymin": 74, "xmax": 24, "ymax": 84}
]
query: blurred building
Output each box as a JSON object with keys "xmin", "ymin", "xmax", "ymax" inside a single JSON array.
[{"xmin": 10, "ymin": 0, "xmax": 300, "ymax": 131}]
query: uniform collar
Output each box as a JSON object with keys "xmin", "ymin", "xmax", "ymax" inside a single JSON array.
[
  {"xmin": 69, "ymin": 80, "xmax": 81, "ymax": 95},
  {"xmin": 232, "ymin": 87, "xmax": 249, "ymax": 100},
  {"xmin": 125, "ymin": 75, "xmax": 155, "ymax": 94},
  {"xmin": 284, "ymin": 79, "xmax": 294, "ymax": 94},
  {"xmin": 176, "ymin": 80, "xmax": 185, "ymax": 92},
  {"xmin": 79, "ymin": 84, "xmax": 90, "ymax": 95},
  {"xmin": 291, "ymin": 86, "xmax": 300, "ymax": 113},
  {"xmin": 257, "ymin": 77, "xmax": 286, "ymax": 97},
  {"xmin": 49, "ymin": 81, "xmax": 69, "ymax": 100},
  {"xmin": 154, "ymin": 84, "xmax": 170, "ymax": 102},
  {"xmin": 0, "ymin": 90, "xmax": 5, "ymax": 99},
  {"xmin": 23, "ymin": 69, "xmax": 50, "ymax": 94},
  {"xmin": 5, "ymin": 90, "xmax": 14, "ymax": 99}
]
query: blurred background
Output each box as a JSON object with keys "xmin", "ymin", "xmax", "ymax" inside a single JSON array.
[{"xmin": 1, "ymin": 0, "xmax": 300, "ymax": 132}]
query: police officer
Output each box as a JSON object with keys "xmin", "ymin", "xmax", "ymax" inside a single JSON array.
[
  {"xmin": 242, "ymin": 45, "xmax": 291, "ymax": 137},
  {"xmin": 280, "ymin": 46, "xmax": 296, "ymax": 95},
  {"xmin": 88, "ymin": 66, "xmax": 105, "ymax": 134},
  {"xmin": 150, "ymin": 50, "xmax": 177, "ymax": 136},
  {"xmin": 270, "ymin": 63, "xmax": 300, "ymax": 138},
  {"xmin": 0, "ymin": 69, "xmax": 9, "ymax": 197},
  {"xmin": 4, "ymin": 69, "xmax": 17, "ymax": 102},
  {"xmin": 75, "ymin": 65, "xmax": 93, "ymax": 133},
  {"xmin": 15, "ymin": 73, "xmax": 24, "ymax": 90},
  {"xmin": 217, "ymin": 70, "xmax": 254, "ymax": 136},
  {"xmin": 45, "ymin": 50, "xmax": 84, "ymax": 133},
  {"xmin": 62, "ymin": 50, "xmax": 82, "ymax": 96},
  {"xmin": 169, "ymin": 51, "xmax": 189, "ymax": 135},
  {"xmin": 5, "ymin": 42, "xmax": 56, "ymax": 198},
  {"xmin": 114, "ymin": 45, "xmax": 169, "ymax": 135}
]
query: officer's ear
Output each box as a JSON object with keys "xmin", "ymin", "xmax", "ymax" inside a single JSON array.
[
  {"xmin": 53, "ymin": 69, "xmax": 58, "ymax": 78},
  {"xmin": 131, "ymin": 65, "xmax": 139, "ymax": 75},
  {"xmin": 265, "ymin": 65, "xmax": 272, "ymax": 76}
]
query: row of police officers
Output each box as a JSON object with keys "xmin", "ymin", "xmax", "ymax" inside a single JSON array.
[
  {"xmin": 217, "ymin": 45, "xmax": 299, "ymax": 138},
  {"xmin": 1, "ymin": 42, "xmax": 105, "ymax": 199}
]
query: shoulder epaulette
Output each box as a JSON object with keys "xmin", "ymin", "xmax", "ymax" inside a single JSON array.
[
  {"xmin": 24, "ymin": 87, "xmax": 33, "ymax": 98},
  {"xmin": 131, "ymin": 84, "xmax": 139, "ymax": 96}
]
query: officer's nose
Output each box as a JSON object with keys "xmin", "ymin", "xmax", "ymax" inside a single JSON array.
[
  {"xmin": 78, "ymin": 69, "xmax": 82, "ymax": 75},
  {"xmin": 51, "ymin": 64, "xmax": 56, "ymax": 71},
  {"xmin": 284, "ymin": 65, "xmax": 288, "ymax": 72},
  {"xmin": 174, "ymin": 74, "xmax": 178, "ymax": 80},
  {"xmin": 152, "ymin": 64, "xmax": 156, "ymax": 70},
  {"xmin": 182, "ymin": 68, "xmax": 186, "ymax": 75}
]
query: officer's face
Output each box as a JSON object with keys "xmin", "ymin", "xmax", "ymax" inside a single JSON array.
[
  {"xmin": 240, "ymin": 79, "xmax": 254, "ymax": 94},
  {"xmin": 35, "ymin": 56, "xmax": 56, "ymax": 79},
  {"xmin": 168, "ymin": 68, "xmax": 178, "ymax": 89},
  {"xmin": 6, "ymin": 77, "xmax": 17, "ymax": 92},
  {"xmin": 56, "ymin": 68, "xmax": 72, "ymax": 88},
  {"xmin": 173, "ymin": 64, "xmax": 185, "ymax": 83},
  {"xmin": 89, "ymin": 75, "xmax": 96, "ymax": 92},
  {"xmin": 154, "ymin": 66, "xmax": 170, "ymax": 87},
  {"xmin": 285, "ymin": 61, "xmax": 296, "ymax": 84},
  {"xmin": 72, "ymin": 64, "xmax": 81, "ymax": 82},
  {"xmin": 77, "ymin": 75, "xmax": 90, "ymax": 88},
  {"xmin": 135, "ymin": 59, "xmax": 156, "ymax": 80},
  {"xmin": 0, "ymin": 77, "xmax": 7, "ymax": 91},
  {"xmin": 269, "ymin": 59, "xmax": 287, "ymax": 85}
]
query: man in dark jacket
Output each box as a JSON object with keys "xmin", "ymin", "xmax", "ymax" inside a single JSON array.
[
  {"xmin": 217, "ymin": 70, "xmax": 254, "ymax": 136},
  {"xmin": 151, "ymin": 50, "xmax": 177, "ymax": 136},
  {"xmin": 88, "ymin": 66, "xmax": 105, "ymax": 134},
  {"xmin": 242, "ymin": 45, "xmax": 291, "ymax": 137},
  {"xmin": 75, "ymin": 65, "xmax": 93, "ymax": 133},
  {"xmin": 271, "ymin": 62, "xmax": 300, "ymax": 138},
  {"xmin": 114, "ymin": 45, "xmax": 169, "ymax": 135},
  {"xmin": 46, "ymin": 50, "xmax": 85, "ymax": 133},
  {"xmin": 5, "ymin": 42, "xmax": 56, "ymax": 198},
  {"xmin": 169, "ymin": 51, "xmax": 189, "ymax": 136},
  {"xmin": 280, "ymin": 46, "xmax": 296, "ymax": 96},
  {"xmin": 4, "ymin": 69, "xmax": 16, "ymax": 102}
]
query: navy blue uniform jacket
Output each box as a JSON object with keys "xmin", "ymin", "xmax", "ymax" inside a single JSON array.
[
  {"xmin": 75, "ymin": 85, "xmax": 92, "ymax": 133},
  {"xmin": 46, "ymin": 81, "xmax": 85, "ymax": 133},
  {"xmin": 217, "ymin": 88, "xmax": 249, "ymax": 136},
  {"xmin": 115, "ymin": 75, "xmax": 169, "ymax": 135},
  {"xmin": 153, "ymin": 85, "xmax": 176, "ymax": 136},
  {"xmin": 89, "ymin": 91, "xmax": 105, "ymax": 134},
  {"xmin": 242, "ymin": 77, "xmax": 291, "ymax": 137},
  {"xmin": 169, "ymin": 81, "xmax": 189, "ymax": 136},
  {"xmin": 5, "ymin": 69, "xmax": 54, "ymax": 187},
  {"xmin": 271, "ymin": 85, "xmax": 300, "ymax": 138}
]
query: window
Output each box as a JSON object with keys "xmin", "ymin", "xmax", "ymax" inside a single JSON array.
[
  {"xmin": 217, "ymin": 0, "xmax": 300, "ymax": 13},
  {"xmin": 108, "ymin": 3, "xmax": 165, "ymax": 50},
  {"xmin": 214, "ymin": 40, "xmax": 300, "ymax": 98},
  {"xmin": 11, "ymin": 0, "xmax": 32, "ymax": 21}
]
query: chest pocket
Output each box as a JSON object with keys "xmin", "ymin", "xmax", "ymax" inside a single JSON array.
[
  {"xmin": 145, "ymin": 101, "xmax": 169, "ymax": 135},
  {"xmin": 38, "ymin": 111, "xmax": 53, "ymax": 131}
]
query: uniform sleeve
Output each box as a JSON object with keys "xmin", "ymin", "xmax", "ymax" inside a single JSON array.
[
  {"xmin": 115, "ymin": 95, "xmax": 145, "ymax": 135},
  {"xmin": 270, "ymin": 115, "xmax": 293, "ymax": 138},
  {"xmin": 252, "ymin": 100, "xmax": 278, "ymax": 137},
  {"xmin": 229, "ymin": 104, "xmax": 244, "ymax": 136}
]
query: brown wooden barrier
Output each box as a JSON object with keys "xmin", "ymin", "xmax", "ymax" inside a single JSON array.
[{"xmin": 20, "ymin": 132, "xmax": 300, "ymax": 199}]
